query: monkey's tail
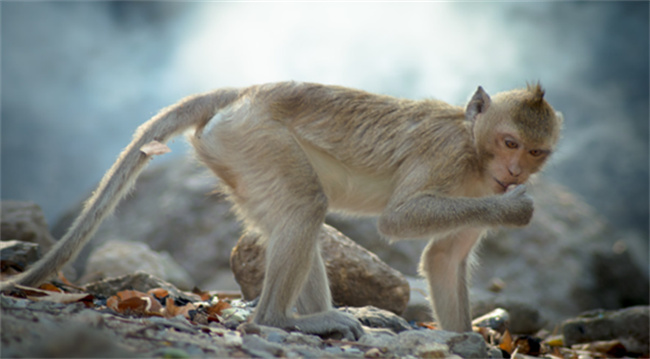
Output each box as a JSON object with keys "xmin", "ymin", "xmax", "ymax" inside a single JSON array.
[{"xmin": 0, "ymin": 88, "xmax": 241, "ymax": 290}]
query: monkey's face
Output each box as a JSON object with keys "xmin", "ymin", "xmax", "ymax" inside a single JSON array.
[{"xmin": 483, "ymin": 123, "xmax": 551, "ymax": 193}]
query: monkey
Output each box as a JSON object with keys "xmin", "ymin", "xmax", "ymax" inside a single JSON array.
[{"xmin": 1, "ymin": 81, "xmax": 562, "ymax": 339}]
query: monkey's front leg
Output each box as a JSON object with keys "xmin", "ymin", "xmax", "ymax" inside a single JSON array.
[{"xmin": 419, "ymin": 228, "xmax": 485, "ymax": 332}]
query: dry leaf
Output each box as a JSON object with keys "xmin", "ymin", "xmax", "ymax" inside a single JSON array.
[
  {"xmin": 38, "ymin": 283, "xmax": 63, "ymax": 293},
  {"xmin": 107, "ymin": 289, "xmax": 163, "ymax": 316},
  {"xmin": 192, "ymin": 287, "xmax": 213, "ymax": 302},
  {"xmin": 207, "ymin": 300, "xmax": 231, "ymax": 317},
  {"xmin": 499, "ymin": 330, "xmax": 515, "ymax": 354},
  {"xmin": 418, "ymin": 322, "xmax": 438, "ymax": 330},
  {"xmin": 164, "ymin": 297, "xmax": 196, "ymax": 318},
  {"xmin": 213, "ymin": 291, "xmax": 242, "ymax": 300},
  {"xmin": 148, "ymin": 288, "xmax": 169, "ymax": 300},
  {"xmin": 544, "ymin": 335, "xmax": 564, "ymax": 347},
  {"xmin": 514, "ymin": 335, "xmax": 542, "ymax": 356},
  {"xmin": 17, "ymin": 284, "xmax": 94, "ymax": 304},
  {"xmin": 140, "ymin": 140, "xmax": 171, "ymax": 156}
]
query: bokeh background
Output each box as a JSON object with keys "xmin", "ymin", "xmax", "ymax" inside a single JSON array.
[{"xmin": 2, "ymin": 2, "xmax": 648, "ymax": 252}]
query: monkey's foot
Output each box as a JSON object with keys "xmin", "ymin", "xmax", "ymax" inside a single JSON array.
[
  {"xmin": 258, "ymin": 310, "xmax": 364, "ymax": 341},
  {"xmin": 292, "ymin": 310, "xmax": 364, "ymax": 340}
]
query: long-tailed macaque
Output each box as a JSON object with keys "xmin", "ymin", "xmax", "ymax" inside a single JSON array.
[{"xmin": 1, "ymin": 81, "xmax": 562, "ymax": 339}]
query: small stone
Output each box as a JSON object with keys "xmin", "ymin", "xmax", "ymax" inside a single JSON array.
[
  {"xmin": 488, "ymin": 278, "xmax": 507, "ymax": 293},
  {"xmin": 237, "ymin": 322, "xmax": 261, "ymax": 336},
  {"xmin": 394, "ymin": 330, "xmax": 488, "ymax": 358},
  {"xmin": 341, "ymin": 306, "xmax": 412, "ymax": 333},
  {"xmin": 472, "ymin": 308, "xmax": 510, "ymax": 334},
  {"xmin": 324, "ymin": 346, "xmax": 343, "ymax": 355},
  {"xmin": 414, "ymin": 342, "xmax": 449, "ymax": 358},
  {"xmin": 1, "ymin": 201, "xmax": 55, "ymax": 254},
  {"xmin": 284, "ymin": 332, "xmax": 323, "ymax": 347},
  {"xmin": 0, "ymin": 240, "xmax": 41, "ymax": 270},
  {"xmin": 364, "ymin": 347, "xmax": 383, "ymax": 358},
  {"xmin": 562, "ymin": 306, "xmax": 649, "ymax": 356},
  {"xmin": 243, "ymin": 334, "xmax": 285, "ymax": 357}
]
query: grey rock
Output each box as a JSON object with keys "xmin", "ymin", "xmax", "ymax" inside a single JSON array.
[
  {"xmin": 325, "ymin": 214, "xmax": 427, "ymax": 277},
  {"xmin": 146, "ymin": 316, "xmax": 197, "ymax": 334},
  {"xmin": 324, "ymin": 346, "xmax": 344, "ymax": 355},
  {"xmin": 358, "ymin": 330, "xmax": 396, "ymax": 348},
  {"xmin": 395, "ymin": 330, "xmax": 488, "ymax": 359},
  {"xmin": 487, "ymin": 345, "xmax": 505, "ymax": 358},
  {"xmin": 284, "ymin": 332, "xmax": 324, "ymax": 347},
  {"xmin": 230, "ymin": 224, "xmax": 410, "ymax": 315},
  {"xmin": 258, "ymin": 324, "xmax": 291, "ymax": 343},
  {"xmin": 472, "ymin": 308, "xmax": 510, "ymax": 334},
  {"xmin": 83, "ymin": 239, "xmax": 194, "ymax": 290},
  {"xmin": 1, "ymin": 201, "xmax": 55, "ymax": 254},
  {"xmin": 243, "ymin": 334, "xmax": 285, "ymax": 357},
  {"xmin": 562, "ymin": 306, "xmax": 649, "ymax": 356},
  {"xmin": 341, "ymin": 306, "xmax": 411, "ymax": 333},
  {"xmin": 471, "ymin": 289, "xmax": 546, "ymax": 334},
  {"xmin": 0, "ymin": 240, "xmax": 41, "ymax": 270},
  {"xmin": 577, "ymin": 248, "xmax": 650, "ymax": 310}
]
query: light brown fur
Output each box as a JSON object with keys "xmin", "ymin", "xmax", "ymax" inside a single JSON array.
[{"xmin": 1, "ymin": 81, "xmax": 562, "ymax": 338}]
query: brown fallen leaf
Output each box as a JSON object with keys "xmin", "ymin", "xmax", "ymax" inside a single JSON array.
[
  {"xmin": 514, "ymin": 335, "xmax": 542, "ymax": 356},
  {"xmin": 14, "ymin": 285, "xmax": 94, "ymax": 305},
  {"xmin": 164, "ymin": 297, "xmax": 196, "ymax": 318},
  {"xmin": 499, "ymin": 330, "xmax": 515, "ymax": 354},
  {"xmin": 192, "ymin": 287, "xmax": 213, "ymax": 302},
  {"xmin": 148, "ymin": 288, "xmax": 170, "ymax": 300},
  {"xmin": 417, "ymin": 322, "xmax": 438, "ymax": 330},
  {"xmin": 140, "ymin": 140, "xmax": 171, "ymax": 156},
  {"xmin": 207, "ymin": 300, "xmax": 231, "ymax": 317},
  {"xmin": 38, "ymin": 283, "xmax": 63, "ymax": 293},
  {"xmin": 107, "ymin": 289, "xmax": 163, "ymax": 316}
]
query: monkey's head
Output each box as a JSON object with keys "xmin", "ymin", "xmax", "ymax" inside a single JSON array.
[{"xmin": 466, "ymin": 83, "xmax": 563, "ymax": 193}]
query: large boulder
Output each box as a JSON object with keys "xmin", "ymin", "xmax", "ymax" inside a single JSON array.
[
  {"xmin": 230, "ymin": 224, "xmax": 410, "ymax": 315},
  {"xmin": 1, "ymin": 201, "xmax": 56, "ymax": 253}
]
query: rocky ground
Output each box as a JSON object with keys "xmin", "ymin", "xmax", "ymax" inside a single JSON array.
[
  {"xmin": 1, "ymin": 271, "xmax": 648, "ymax": 358},
  {"xmin": 2, "ymin": 158, "xmax": 649, "ymax": 358}
]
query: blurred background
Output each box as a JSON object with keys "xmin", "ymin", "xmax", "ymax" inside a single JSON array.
[{"xmin": 2, "ymin": 2, "xmax": 648, "ymax": 247}]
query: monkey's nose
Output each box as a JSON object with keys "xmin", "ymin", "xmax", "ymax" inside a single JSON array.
[{"xmin": 508, "ymin": 166, "xmax": 521, "ymax": 177}]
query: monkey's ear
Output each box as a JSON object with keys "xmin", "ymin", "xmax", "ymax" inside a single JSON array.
[{"xmin": 465, "ymin": 86, "xmax": 491, "ymax": 123}]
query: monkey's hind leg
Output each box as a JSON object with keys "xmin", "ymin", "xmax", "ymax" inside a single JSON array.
[
  {"xmin": 213, "ymin": 128, "xmax": 363, "ymax": 340},
  {"xmin": 295, "ymin": 242, "xmax": 332, "ymax": 315}
]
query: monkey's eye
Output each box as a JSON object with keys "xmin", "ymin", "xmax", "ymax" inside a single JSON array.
[
  {"xmin": 505, "ymin": 140, "xmax": 518, "ymax": 149},
  {"xmin": 529, "ymin": 149, "xmax": 543, "ymax": 157}
]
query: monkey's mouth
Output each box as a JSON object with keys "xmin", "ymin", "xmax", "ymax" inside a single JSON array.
[{"xmin": 493, "ymin": 178, "xmax": 510, "ymax": 192}]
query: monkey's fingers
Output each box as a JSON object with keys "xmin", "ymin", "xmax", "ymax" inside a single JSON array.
[{"xmin": 506, "ymin": 184, "xmax": 526, "ymax": 194}]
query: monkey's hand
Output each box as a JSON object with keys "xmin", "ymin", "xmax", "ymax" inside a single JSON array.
[
  {"xmin": 499, "ymin": 184, "xmax": 534, "ymax": 226},
  {"xmin": 286, "ymin": 310, "xmax": 364, "ymax": 340}
]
